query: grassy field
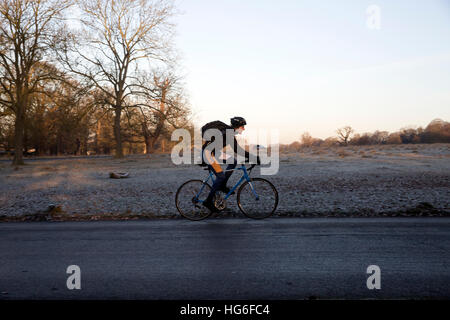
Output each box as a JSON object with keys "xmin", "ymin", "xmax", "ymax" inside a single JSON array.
[{"xmin": 0, "ymin": 144, "xmax": 449, "ymax": 220}]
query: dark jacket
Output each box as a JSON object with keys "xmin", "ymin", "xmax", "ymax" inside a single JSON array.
[{"xmin": 201, "ymin": 127, "xmax": 250, "ymax": 165}]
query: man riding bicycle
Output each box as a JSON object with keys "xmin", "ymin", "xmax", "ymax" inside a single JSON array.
[{"xmin": 201, "ymin": 116, "xmax": 260, "ymax": 212}]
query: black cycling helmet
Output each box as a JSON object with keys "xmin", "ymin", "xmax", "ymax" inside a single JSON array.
[{"xmin": 230, "ymin": 116, "xmax": 247, "ymax": 128}]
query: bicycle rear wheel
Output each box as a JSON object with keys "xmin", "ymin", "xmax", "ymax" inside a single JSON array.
[
  {"xmin": 175, "ymin": 179, "xmax": 212, "ymax": 221},
  {"xmin": 237, "ymin": 178, "xmax": 278, "ymax": 219}
]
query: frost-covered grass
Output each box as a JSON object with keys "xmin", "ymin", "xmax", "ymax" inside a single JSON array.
[{"xmin": 0, "ymin": 144, "xmax": 449, "ymax": 219}]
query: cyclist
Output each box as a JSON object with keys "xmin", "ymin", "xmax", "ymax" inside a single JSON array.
[{"xmin": 201, "ymin": 116, "xmax": 260, "ymax": 212}]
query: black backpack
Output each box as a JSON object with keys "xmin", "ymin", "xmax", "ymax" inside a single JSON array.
[
  {"xmin": 201, "ymin": 120, "xmax": 231, "ymax": 138},
  {"xmin": 199, "ymin": 120, "xmax": 232, "ymax": 166}
]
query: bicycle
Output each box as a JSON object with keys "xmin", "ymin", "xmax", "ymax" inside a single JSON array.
[{"xmin": 175, "ymin": 163, "xmax": 278, "ymax": 220}]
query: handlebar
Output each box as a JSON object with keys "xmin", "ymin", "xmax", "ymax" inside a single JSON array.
[{"xmin": 246, "ymin": 163, "xmax": 257, "ymax": 172}]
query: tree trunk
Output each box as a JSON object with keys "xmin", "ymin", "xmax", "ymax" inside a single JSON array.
[
  {"xmin": 12, "ymin": 108, "xmax": 25, "ymax": 165},
  {"xmin": 94, "ymin": 120, "xmax": 101, "ymax": 154},
  {"xmin": 144, "ymin": 136, "xmax": 152, "ymax": 154},
  {"xmin": 113, "ymin": 106, "xmax": 123, "ymax": 158},
  {"xmin": 151, "ymin": 138, "xmax": 158, "ymax": 152},
  {"xmin": 142, "ymin": 122, "xmax": 152, "ymax": 154},
  {"xmin": 144, "ymin": 136, "xmax": 157, "ymax": 154},
  {"xmin": 82, "ymin": 136, "xmax": 88, "ymax": 155},
  {"xmin": 57, "ymin": 132, "xmax": 63, "ymax": 155},
  {"xmin": 23, "ymin": 125, "xmax": 28, "ymax": 156}
]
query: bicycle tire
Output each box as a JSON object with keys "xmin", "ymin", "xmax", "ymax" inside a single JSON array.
[
  {"xmin": 237, "ymin": 178, "xmax": 278, "ymax": 219},
  {"xmin": 175, "ymin": 179, "xmax": 213, "ymax": 221}
]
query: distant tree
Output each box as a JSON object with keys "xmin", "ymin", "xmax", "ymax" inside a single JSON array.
[
  {"xmin": 300, "ymin": 132, "xmax": 314, "ymax": 147},
  {"xmin": 311, "ymin": 138, "xmax": 324, "ymax": 147},
  {"xmin": 0, "ymin": 112, "xmax": 14, "ymax": 151},
  {"xmin": 288, "ymin": 141, "xmax": 302, "ymax": 152},
  {"xmin": 371, "ymin": 130, "xmax": 389, "ymax": 144},
  {"xmin": 323, "ymin": 137, "xmax": 339, "ymax": 147},
  {"xmin": 45, "ymin": 78, "xmax": 93, "ymax": 155},
  {"xmin": 90, "ymin": 105, "xmax": 115, "ymax": 155},
  {"xmin": 0, "ymin": 0, "xmax": 72, "ymax": 165},
  {"xmin": 420, "ymin": 119, "xmax": 450, "ymax": 143},
  {"xmin": 351, "ymin": 132, "xmax": 373, "ymax": 145},
  {"xmin": 400, "ymin": 127, "xmax": 420, "ymax": 144},
  {"xmin": 336, "ymin": 126, "xmax": 354, "ymax": 146},
  {"xmin": 386, "ymin": 132, "xmax": 402, "ymax": 144},
  {"xmin": 137, "ymin": 72, "xmax": 190, "ymax": 154},
  {"xmin": 278, "ymin": 143, "xmax": 289, "ymax": 153}
]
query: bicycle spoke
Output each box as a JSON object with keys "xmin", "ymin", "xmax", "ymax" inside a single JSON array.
[
  {"xmin": 176, "ymin": 180, "xmax": 212, "ymax": 220},
  {"xmin": 237, "ymin": 178, "xmax": 278, "ymax": 219}
]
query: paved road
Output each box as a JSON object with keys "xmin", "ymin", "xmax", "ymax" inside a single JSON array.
[{"xmin": 1, "ymin": 218, "xmax": 449, "ymax": 299}]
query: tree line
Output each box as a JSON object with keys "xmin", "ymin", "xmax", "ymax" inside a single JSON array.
[
  {"xmin": 0, "ymin": 0, "xmax": 191, "ymax": 165},
  {"xmin": 281, "ymin": 118, "xmax": 450, "ymax": 152}
]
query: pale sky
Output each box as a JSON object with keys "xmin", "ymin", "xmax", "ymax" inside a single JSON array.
[{"xmin": 174, "ymin": 0, "xmax": 450, "ymax": 143}]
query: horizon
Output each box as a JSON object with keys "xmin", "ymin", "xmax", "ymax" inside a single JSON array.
[
  {"xmin": 191, "ymin": 117, "xmax": 449, "ymax": 145},
  {"xmin": 176, "ymin": 0, "xmax": 450, "ymax": 144}
]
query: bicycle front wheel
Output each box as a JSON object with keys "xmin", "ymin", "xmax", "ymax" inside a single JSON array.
[
  {"xmin": 237, "ymin": 178, "xmax": 278, "ymax": 219},
  {"xmin": 175, "ymin": 179, "xmax": 212, "ymax": 221}
]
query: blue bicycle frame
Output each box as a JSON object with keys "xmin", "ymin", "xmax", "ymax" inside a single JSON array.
[{"xmin": 196, "ymin": 164, "xmax": 259, "ymax": 203}]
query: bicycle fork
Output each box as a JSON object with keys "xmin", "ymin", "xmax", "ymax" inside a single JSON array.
[{"xmin": 242, "ymin": 166, "xmax": 260, "ymax": 201}]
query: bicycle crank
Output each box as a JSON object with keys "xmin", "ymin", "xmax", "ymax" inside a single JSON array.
[{"xmin": 214, "ymin": 192, "xmax": 227, "ymax": 211}]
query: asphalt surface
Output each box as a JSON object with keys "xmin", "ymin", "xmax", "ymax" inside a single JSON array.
[{"xmin": 1, "ymin": 218, "xmax": 449, "ymax": 299}]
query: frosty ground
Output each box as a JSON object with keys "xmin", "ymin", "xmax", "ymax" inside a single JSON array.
[{"xmin": 0, "ymin": 144, "xmax": 449, "ymax": 220}]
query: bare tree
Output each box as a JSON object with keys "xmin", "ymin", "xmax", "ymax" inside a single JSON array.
[
  {"xmin": 136, "ymin": 71, "xmax": 190, "ymax": 153},
  {"xmin": 300, "ymin": 132, "xmax": 313, "ymax": 147},
  {"xmin": 57, "ymin": 0, "xmax": 176, "ymax": 158},
  {"xmin": 0, "ymin": 0, "xmax": 72, "ymax": 165},
  {"xmin": 399, "ymin": 127, "xmax": 420, "ymax": 144},
  {"xmin": 336, "ymin": 126, "xmax": 354, "ymax": 146},
  {"xmin": 371, "ymin": 130, "xmax": 389, "ymax": 144}
]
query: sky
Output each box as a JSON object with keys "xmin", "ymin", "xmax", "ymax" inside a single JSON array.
[{"xmin": 174, "ymin": 0, "xmax": 450, "ymax": 144}]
